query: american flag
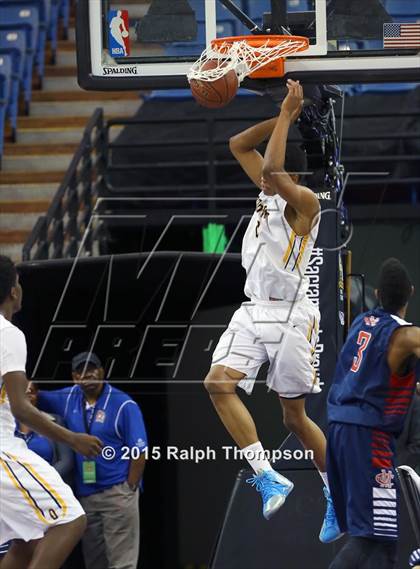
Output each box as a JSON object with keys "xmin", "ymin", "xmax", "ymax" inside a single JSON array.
[{"xmin": 383, "ymin": 23, "xmax": 420, "ymax": 48}]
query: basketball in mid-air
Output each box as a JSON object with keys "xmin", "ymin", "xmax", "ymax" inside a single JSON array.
[{"xmin": 190, "ymin": 60, "xmax": 238, "ymax": 109}]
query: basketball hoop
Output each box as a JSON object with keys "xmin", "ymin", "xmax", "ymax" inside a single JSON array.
[{"xmin": 187, "ymin": 35, "xmax": 309, "ymax": 84}]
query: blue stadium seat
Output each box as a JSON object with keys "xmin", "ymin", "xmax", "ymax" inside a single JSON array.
[
  {"xmin": 357, "ymin": 83, "xmax": 419, "ymax": 93},
  {"xmin": 189, "ymin": 0, "xmax": 248, "ymax": 22},
  {"xmin": 287, "ymin": 0, "xmax": 311, "ymax": 11},
  {"xmin": 216, "ymin": 20, "xmax": 236, "ymax": 38},
  {"xmin": 146, "ymin": 88, "xmax": 256, "ymax": 101},
  {"xmin": 0, "ymin": 23, "xmax": 35, "ymax": 114},
  {"xmin": 164, "ymin": 42, "xmax": 204, "ymax": 57},
  {"xmin": 59, "ymin": 0, "xmax": 70, "ymax": 39},
  {"xmin": 164, "ymin": 19, "xmax": 237, "ymax": 57},
  {"xmin": 0, "ymin": 33, "xmax": 25, "ymax": 137},
  {"xmin": 189, "ymin": 0, "xmax": 249, "ymax": 36},
  {"xmin": 360, "ymin": 39, "xmax": 384, "ymax": 50},
  {"xmin": 165, "ymin": 21, "xmax": 206, "ymax": 56},
  {"xmin": 0, "ymin": 1, "xmax": 47, "ymax": 81},
  {"xmin": 246, "ymin": 0, "xmax": 271, "ymax": 25},
  {"xmin": 337, "ymin": 84, "xmax": 360, "ymax": 96},
  {"xmin": 0, "ymin": 53, "xmax": 12, "ymax": 166},
  {"xmin": 48, "ymin": 0, "xmax": 60, "ymax": 60},
  {"xmin": 384, "ymin": 0, "xmax": 420, "ymax": 17},
  {"xmin": 0, "ymin": 29, "xmax": 26, "ymax": 82},
  {"xmin": 247, "ymin": 0, "xmax": 313, "ymax": 27}
]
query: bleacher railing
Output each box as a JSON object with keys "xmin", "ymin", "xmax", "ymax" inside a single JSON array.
[
  {"xmin": 103, "ymin": 110, "xmax": 420, "ymax": 194},
  {"xmin": 23, "ymin": 100, "xmax": 420, "ymax": 260},
  {"xmin": 22, "ymin": 107, "xmax": 106, "ymax": 261}
]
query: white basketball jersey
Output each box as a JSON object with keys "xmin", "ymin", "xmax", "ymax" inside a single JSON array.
[
  {"xmin": 242, "ymin": 192, "xmax": 320, "ymax": 301},
  {"xmin": 0, "ymin": 315, "xmax": 27, "ymax": 450}
]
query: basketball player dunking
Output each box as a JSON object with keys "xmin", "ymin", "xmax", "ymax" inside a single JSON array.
[{"xmin": 204, "ymin": 80, "xmax": 340, "ymax": 541}]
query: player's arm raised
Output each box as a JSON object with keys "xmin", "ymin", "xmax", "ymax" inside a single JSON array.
[
  {"xmin": 229, "ymin": 117, "xmax": 278, "ymax": 188},
  {"xmin": 262, "ymin": 80, "xmax": 319, "ymax": 220},
  {"xmin": 3, "ymin": 370, "xmax": 103, "ymax": 458}
]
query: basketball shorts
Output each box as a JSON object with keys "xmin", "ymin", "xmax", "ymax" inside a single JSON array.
[
  {"xmin": 327, "ymin": 422, "xmax": 399, "ymax": 541},
  {"xmin": 0, "ymin": 443, "xmax": 84, "ymax": 543},
  {"xmin": 211, "ymin": 296, "xmax": 321, "ymax": 398}
]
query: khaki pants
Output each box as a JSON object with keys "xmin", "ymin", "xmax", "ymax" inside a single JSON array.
[{"xmin": 80, "ymin": 482, "xmax": 140, "ymax": 569}]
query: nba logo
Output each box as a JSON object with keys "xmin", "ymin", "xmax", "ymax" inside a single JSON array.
[{"xmin": 108, "ymin": 10, "xmax": 130, "ymax": 57}]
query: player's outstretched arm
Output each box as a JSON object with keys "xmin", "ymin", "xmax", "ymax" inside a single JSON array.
[
  {"xmin": 262, "ymin": 80, "xmax": 319, "ymax": 220},
  {"xmin": 3, "ymin": 370, "xmax": 103, "ymax": 458},
  {"xmin": 229, "ymin": 117, "xmax": 278, "ymax": 188}
]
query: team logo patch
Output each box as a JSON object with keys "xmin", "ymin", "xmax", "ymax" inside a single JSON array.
[
  {"xmin": 364, "ymin": 315, "xmax": 380, "ymax": 327},
  {"xmin": 375, "ymin": 469, "xmax": 395, "ymax": 488},
  {"xmin": 95, "ymin": 410, "xmax": 106, "ymax": 423}
]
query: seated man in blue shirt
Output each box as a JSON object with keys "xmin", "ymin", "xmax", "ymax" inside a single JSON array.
[{"xmin": 36, "ymin": 352, "xmax": 148, "ymax": 569}]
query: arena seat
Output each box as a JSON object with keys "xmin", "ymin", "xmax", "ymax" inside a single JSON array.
[
  {"xmin": 0, "ymin": 45, "xmax": 23, "ymax": 139},
  {"xmin": 246, "ymin": 0, "xmax": 270, "ymax": 26},
  {"xmin": 189, "ymin": 0, "xmax": 247, "ymax": 22},
  {"xmin": 0, "ymin": 1, "xmax": 46, "ymax": 82},
  {"xmin": 0, "ymin": 23, "xmax": 35, "ymax": 114},
  {"xmin": 146, "ymin": 88, "xmax": 256, "ymax": 101},
  {"xmin": 0, "ymin": 30, "xmax": 27, "ymax": 135},
  {"xmin": 384, "ymin": 0, "xmax": 420, "ymax": 17},
  {"xmin": 164, "ymin": 21, "xmax": 205, "ymax": 56},
  {"xmin": 287, "ymin": 0, "xmax": 311, "ymax": 11},
  {"xmin": 246, "ymin": 0, "xmax": 311, "ymax": 22},
  {"xmin": 59, "ymin": 0, "xmax": 70, "ymax": 39},
  {"xmin": 0, "ymin": 53, "xmax": 12, "ymax": 166},
  {"xmin": 357, "ymin": 82, "xmax": 419, "ymax": 93},
  {"xmin": 48, "ymin": 0, "xmax": 60, "ymax": 61},
  {"xmin": 188, "ymin": 0, "xmax": 248, "ymax": 36}
]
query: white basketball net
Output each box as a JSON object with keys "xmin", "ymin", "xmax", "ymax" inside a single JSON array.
[{"xmin": 187, "ymin": 37, "xmax": 307, "ymax": 84}]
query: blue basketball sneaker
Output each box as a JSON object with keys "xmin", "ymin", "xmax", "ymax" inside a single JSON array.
[
  {"xmin": 246, "ymin": 470, "xmax": 294, "ymax": 520},
  {"xmin": 319, "ymin": 487, "xmax": 344, "ymax": 543}
]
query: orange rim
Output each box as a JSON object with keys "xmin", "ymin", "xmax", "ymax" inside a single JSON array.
[
  {"xmin": 211, "ymin": 35, "xmax": 309, "ymax": 78},
  {"xmin": 211, "ymin": 34, "xmax": 309, "ymax": 51}
]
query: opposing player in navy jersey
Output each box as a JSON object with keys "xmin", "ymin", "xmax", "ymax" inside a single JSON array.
[{"xmin": 327, "ymin": 258, "xmax": 420, "ymax": 569}]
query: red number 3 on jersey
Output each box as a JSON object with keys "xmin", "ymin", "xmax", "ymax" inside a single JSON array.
[{"xmin": 351, "ymin": 331, "xmax": 372, "ymax": 373}]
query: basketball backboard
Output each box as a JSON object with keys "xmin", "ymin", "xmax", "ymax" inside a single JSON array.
[{"xmin": 76, "ymin": 0, "xmax": 420, "ymax": 91}]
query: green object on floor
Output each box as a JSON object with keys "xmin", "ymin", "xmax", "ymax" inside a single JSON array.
[{"xmin": 202, "ymin": 223, "xmax": 228, "ymax": 253}]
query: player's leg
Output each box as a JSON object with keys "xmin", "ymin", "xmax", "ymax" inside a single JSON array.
[
  {"xmin": 328, "ymin": 536, "xmax": 397, "ymax": 569},
  {"xmin": 264, "ymin": 299, "xmax": 342, "ymax": 539},
  {"xmin": 205, "ymin": 305, "xmax": 269, "ymax": 457},
  {"xmin": 278, "ymin": 395, "xmax": 342, "ymax": 541},
  {"xmin": 26, "ymin": 515, "xmax": 86, "ymax": 569},
  {"xmin": 204, "ymin": 364, "xmax": 257, "ymax": 449},
  {"xmin": 0, "ymin": 512, "xmax": 85, "ymax": 569},
  {"xmin": 205, "ymin": 306, "xmax": 294, "ymax": 519},
  {"xmin": 279, "ymin": 396, "xmax": 327, "ymax": 471},
  {"xmin": 328, "ymin": 424, "xmax": 399, "ymax": 568},
  {"xmin": 205, "ymin": 364, "xmax": 294, "ymax": 519},
  {"xmin": 0, "ymin": 448, "xmax": 86, "ymax": 569},
  {"xmin": 0, "ymin": 540, "xmax": 37, "ymax": 569},
  {"xmin": 324, "ymin": 422, "xmax": 348, "ymax": 544}
]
